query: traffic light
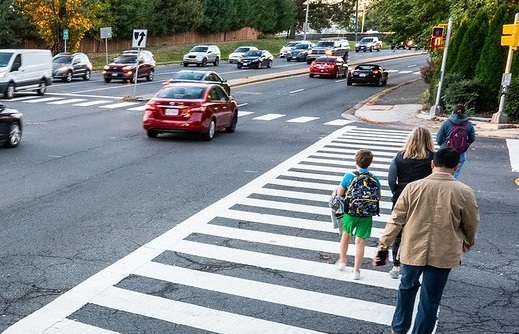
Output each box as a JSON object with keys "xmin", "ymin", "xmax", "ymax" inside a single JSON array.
[{"xmin": 430, "ymin": 26, "xmax": 444, "ymax": 48}]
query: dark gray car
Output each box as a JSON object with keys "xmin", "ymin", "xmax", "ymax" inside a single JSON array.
[{"xmin": 52, "ymin": 52, "xmax": 92, "ymax": 82}]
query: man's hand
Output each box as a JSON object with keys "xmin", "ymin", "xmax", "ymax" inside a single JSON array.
[{"xmin": 462, "ymin": 241, "xmax": 471, "ymax": 253}]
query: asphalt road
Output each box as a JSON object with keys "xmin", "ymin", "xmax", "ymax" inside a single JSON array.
[{"xmin": 1, "ymin": 52, "xmax": 518, "ymax": 334}]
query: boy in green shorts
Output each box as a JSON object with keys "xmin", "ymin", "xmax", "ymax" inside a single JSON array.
[{"xmin": 335, "ymin": 149, "xmax": 381, "ymax": 280}]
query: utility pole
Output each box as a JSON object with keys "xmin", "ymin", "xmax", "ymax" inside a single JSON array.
[
  {"xmin": 429, "ymin": 18, "xmax": 452, "ymax": 116},
  {"xmin": 354, "ymin": 0, "xmax": 359, "ymax": 42},
  {"xmin": 303, "ymin": 1, "xmax": 310, "ymax": 40}
]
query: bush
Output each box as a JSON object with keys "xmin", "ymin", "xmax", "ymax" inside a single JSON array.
[
  {"xmin": 443, "ymin": 78, "xmax": 486, "ymax": 115},
  {"xmin": 504, "ymin": 78, "xmax": 519, "ymax": 123}
]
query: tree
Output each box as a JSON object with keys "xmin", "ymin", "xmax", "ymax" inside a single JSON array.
[
  {"xmin": 0, "ymin": 0, "xmax": 33, "ymax": 47},
  {"xmin": 475, "ymin": 5, "xmax": 508, "ymax": 111},
  {"xmin": 446, "ymin": 17, "xmax": 469, "ymax": 73},
  {"xmin": 147, "ymin": 0, "xmax": 204, "ymax": 35},
  {"xmin": 198, "ymin": 0, "xmax": 236, "ymax": 35},
  {"xmin": 16, "ymin": 0, "xmax": 101, "ymax": 53}
]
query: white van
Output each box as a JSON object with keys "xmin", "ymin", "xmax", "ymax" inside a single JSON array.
[{"xmin": 0, "ymin": 49, "xmax": 53, "ymax": 99}]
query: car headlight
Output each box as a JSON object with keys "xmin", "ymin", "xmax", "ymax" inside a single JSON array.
[
  {"xmin": 103, "ymin": 65, "xmax": 109, "ymax": 70},
  {"xmin": 0, "ymin": 71, "xmax": 6, "ymax": 78},
  {"xmin": 355, "ymin": 43, "xmax": 360, "ymax": 47}
]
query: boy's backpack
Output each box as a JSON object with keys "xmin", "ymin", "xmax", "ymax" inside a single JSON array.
[
  {"xmin": 446, "ymin": 120, "xmax": 469, "ymax": 153},
  {"xmin": 345, "ymin": 171, "xmax": 380, "ymax": 217}
]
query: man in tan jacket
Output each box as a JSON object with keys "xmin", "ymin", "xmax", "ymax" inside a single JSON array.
[{"xmin": 376, "ymin": 147, "xmax": 480, "ymax": 334}]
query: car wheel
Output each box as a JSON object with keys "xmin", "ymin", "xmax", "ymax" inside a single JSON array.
[
  {"xmin": 309, "ymin": 74, "xmax": 315, "ymax": 78},
  {"xmin": 375, "ymin": 77, "xmax": 382, "ymax": 87},
  {"xmin": 213, "ymin": 57, "xmax": 219, "ymax": 66},
  {"xmin": 5, "ymin": 122, "xmax": 22, "ymax": 148},
  {"xmin": 83, "ymin": 70, "xmax": 91, "ymax": 81},
  {"xmin": 183, "ymin": 62, "xmax": 188, "ymax": 67},
  {"xmin": 104, "ymin": 77, "xmax": 111, "ymax": 83},
  {"xmin": 146, "ymin": 69, "xmax": 154, "ymax": 81},
  {"xmin": 382, "ymin": 78, "xmax": 388, "ymax": 86},
  {"xmin": 37, "ymin": 80, "xmax": 46, "ymax": 96},
  {"xmin": 4, "ymin": 83, "xmax": 15, "ymax": 99},
  {"xmin": 225, "ymin": 112, "xmax": 238, "ymax": 133},
  {"xmin": 204, "ymin": 118, "xmax": 216, "ymax": 141},
  {"xmin": 306, "ymin": 59, "xmax": 312, "ymax": 65},
  {"xmin": 201, "ymin": 58, "xmax": 207, "ymax": 67},
  {"xmin": 369, "ymin": 47, "xmax": 373, "ymax": 52},
  {"xmin": 63, "ymin": 71, "xmax": 73, "ymax": 82},
  {"xmin": 147, "ymin": 130, "xmax": 158, "ymax": 138},
  {"xmin": 347, "ymin": 79, "xmax": 352, "ymax": 86},
  {"xmin": 334, "ymin": 70, "xmax": 339, "ymax": 79},
  {"xmin": 267, "ymin": 60, "xmax": 272, "ymax": 68},
  {"xmin": 286, "ymin": 57, "xmax": 291, "ymax": 62},
  {"xmin": 237, "ymin": 64, "xmax": 242, "ymax": 69},
  {"xmin": 130, "ymin": 77, "xmax": 136, "ymax": 84}
]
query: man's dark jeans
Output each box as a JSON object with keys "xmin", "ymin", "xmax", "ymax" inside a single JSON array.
[{"xmin": 391, "ymin": 264, "xmax": 451, "ymax": 334}]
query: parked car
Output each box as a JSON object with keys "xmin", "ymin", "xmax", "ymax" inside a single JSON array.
[
  {"xmin": 0, "ymin": 103, "xmax": 22, "ymax": 148},
  {"xmin": 102, "ymin": 52, "xmax": 156, "ymax": 83},
  {"xmin": 279, "ymin": 41, "xmax": 300, "ymax": 58},
  {"xmin": 309, "ymin": 56, "xmax": 348, "ymax": 79},
  {"xmin": 355, "ymin": 37, "xmax": 382, "ymax": 52},
  {"xmin": 347, "ymin": 64, "xmax": 388, "ymax": 86},
  {"xmin": 52, "ymin": 52, "xmax": 92, "ymax": 82},
  {"xmin": 0, "ymin": 49, "xmax": 52, "ymax": 99},
  {"xmin": 306, "ymin": 38, "xmax": 350, "ymax": 64},
  {"xmin": 286, "ymin": 42, "xmax": 313, "ymax": 62},
  {"xmin": 143, "ymin": 83, "xmax": 238, "ymax": 141},
  {"xmin": 228, "ymin": 46, "xmax": 258, "ymax": 64},
  {"xmin": 166, "ymin": 70, "xmax": 231, "ymax": 95},
  {"xmin": 183, "ymin": 45, "xmax": 221, "ymax": 67},
  {"xmin": 237, "ymin": 50, "xmax": 273, "ymax": 69},
  {"xmin": 391, "ymin": 39, "xmax": 420, "ymax": 50}
]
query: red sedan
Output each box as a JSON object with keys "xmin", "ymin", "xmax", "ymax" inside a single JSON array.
[
  {"xmin": 309, "ymin": 56, "xmax": 348, "ymax": 79},
  {"xmin": 143, "ymin": 82, "xmax": 238, "ymax": 141}
]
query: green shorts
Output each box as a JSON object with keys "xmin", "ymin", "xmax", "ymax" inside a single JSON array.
[{"xmin": 342, "ymin": 214, "xmax": 373, "ymax": 239}]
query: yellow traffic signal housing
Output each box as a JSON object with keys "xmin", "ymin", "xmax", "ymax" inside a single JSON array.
[
  {"xmin": 502, "ymin": 23, "xmax": 519, "ymax": 49},
  {"xmin": 430, "ymin": 26, "xmax": 445, "ymax": 48},
  {"xmin": 432, "ymin": 27, "xmax": 445, "ymax": 37}
]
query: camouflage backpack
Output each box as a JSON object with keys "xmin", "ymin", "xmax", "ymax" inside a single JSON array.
[{"xmin": 345, "ymin": 171, "xmax": 380, "ymax": 217}]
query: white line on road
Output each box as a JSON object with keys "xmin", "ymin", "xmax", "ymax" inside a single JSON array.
[
  {"xmin": 253, "ymin": 113, "xmax": 285, "ymax": 120},
  {"xmin": 506, "ymin": 139, "xmax": 519, "ymax": 172}
]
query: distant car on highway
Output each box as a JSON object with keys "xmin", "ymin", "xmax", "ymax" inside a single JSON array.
[
  {"xmin": 391, "ymin": 39, "xmax": 420, "ymax": 50},
  {"xmin": 166, "ymin": 70, "xmax": 231, "ymax": 95},
  {"xmin": 347, "ymin": 64, "xmax": 388, "ymax": 86},
  {"xmin": 228, "ymin": 46, "xmax": 258, "ymax": 64},
  {"xmin": 279, "ymin": 41, "xmax": 300, "ymax": 58},
  {"xmin": 286, "ymin": 42, "xmax": 313, "ymax": 62},
  {"xmin": 102, "ymin": 52, "xmax": 156, "ymax": 83},
  {"xmin": 306, "ymin": 38, "xmax": 350, "ymax": 64},
  {"xmin": 237, "ymin": 50, "xmax": 273, "ymax": 69},
  {"xmin": 0, "ymin": 103, "xmax": 22, "ymax": 148},
  {"xmin": 309, "ymin": 56, "xmax": 348, "ymax": 79},
  {"xmin": 143, "ymin": 82, "xmax": 238, "ymax": 141},
  {"xmin": 52, "ymin": 52, "xmax": 92, "ymax": 82},
  {"xmin": 183, "ymin": 45, "xmax": 221, "ymax": 67},
  {"xmin": 355, "ymin": 37, "xmax": 382, "ymax": 52}
]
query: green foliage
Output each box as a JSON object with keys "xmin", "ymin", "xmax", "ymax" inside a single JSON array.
[
  {"xmin": 504, "ymin": 77, "xmax": 519, "ymax": 122},
  {"xmin": 0, "ymin": 0, "xmax": 28, "ymax": 47},
  {"xmin": 443, "ymin": 78, "xmax": 486, "ymax": 114},
  {"xmin": 446, "ymin": 18, "xmax": 469, "ymax": 73},
  {"xmin": 452, "ymin": 10, "xmax": 488, "ymax": 79},
  {"xmin": 198, "ymin": 0, "xmax": 236, "ymax": 35},
  {"xmin": 475, "ymin": 5, "xmax": 508, "ymax": 112},
  {"xmin": 147, "ymin": 0, "xmax": 205, "ymax": 35}
]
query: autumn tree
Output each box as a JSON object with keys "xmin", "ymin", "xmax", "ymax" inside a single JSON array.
[{"xmin": 16, "ymin": 0, "xmax": 101, "ymax": 53}]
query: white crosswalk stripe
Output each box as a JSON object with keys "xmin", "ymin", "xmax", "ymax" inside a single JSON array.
[{"xmin": 4, "ymin": 125, "xmax": 428, "ymax": 334}]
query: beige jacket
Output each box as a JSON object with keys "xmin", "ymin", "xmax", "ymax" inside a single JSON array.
[{"xmin": 379, "ymin": 172, "xmax": 480, "ymax": 268}]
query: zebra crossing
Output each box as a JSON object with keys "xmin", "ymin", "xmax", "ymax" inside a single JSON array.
[{"xmin": 4, "ymin": 125, "xmax": 418, "ymax": 334}]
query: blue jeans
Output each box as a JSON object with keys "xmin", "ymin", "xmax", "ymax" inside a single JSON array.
[
  {"xmin": 453, "ymin": 152, "xmax": 466, "ymax": 179},
  {"xmin": 391, "ymin": 264, "xmax": 451, "ymax": 334}
]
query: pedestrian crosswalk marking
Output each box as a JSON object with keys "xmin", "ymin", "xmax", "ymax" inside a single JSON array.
[
  {"xmin": 253, "ymin": 113, "xmax": 285, "ymax": 120},
  {"xmin": 44, "ymin": 319, "xmax": 119, "ymax": 334},
  {"xmin": 73, "ymin": 100, "xmax": 113, "ymax": 106},
  {"xmin": 23, "ymin": 97, "xmax": 64, "ymax": 103},
  {"xmin": 48, "ymin": 98, "xmax": 87, "ymax": 105},
  {"xmin": 238, "ymin": 110, "xmax": 254, "ymax": 117},
  {"xmin": 287, "ymin": 116, "xmax": 320, "ymax": 123},
  {"xmin": 99, "ymin": 101, "xmax": 140, "ymax": 109},
  {"xmin": 4, "ymin": 125, "xmax": 418, "ymax": 334},
  {"xmin": 325, "ymin": 119, "xmax": 354, "ymax": 126}
]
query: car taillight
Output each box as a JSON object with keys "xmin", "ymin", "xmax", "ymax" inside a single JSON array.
[{"xmin": 372, "ymin": 70, "xmax": 380, "ymax": 75}]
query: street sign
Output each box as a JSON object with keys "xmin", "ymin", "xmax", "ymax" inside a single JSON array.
[
  {"xmin": 502, "ymin": 73, "xmax": 512, "ymax": 87},
  {"xmin": 132, "ymin": 29, "xmax": 147, "ymax": 48},
  {"xmin": 63, "ymin": 29, "xmax": 69, "ymax": 41},
  {"xmin": 100, "ymin": 27, "xmax": 112, "ymax": 39},
  {"xmin": 501, "ymin": 23, "xmax": 519, "ymax": 49}
]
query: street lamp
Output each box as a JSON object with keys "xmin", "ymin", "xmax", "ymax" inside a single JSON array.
[{"xmin": 303, "ymin": 1, "xmax": 310, "ymax": 40}]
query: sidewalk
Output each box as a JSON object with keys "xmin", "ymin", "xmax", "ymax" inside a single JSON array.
[{"xmin": 350, "ymin": 79, "xmax": 519, "ymax": 139}]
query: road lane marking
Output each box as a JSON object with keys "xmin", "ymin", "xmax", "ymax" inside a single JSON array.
[
  {"xmin": 47, "ymin": 98, "xmax": 87, "ymax": 105},
  {"xmin": 73, "ymin": 100, "xmax": 114, "ymax": 106},
  {"xmin": 325, "ymin": 119, "xmax": 354, "ymax": 126},
  {"xmin": 23, "ymin": 97, "xmax": 65, "ymax": 103},
  {"xmin": 287, "ymin": 116, "xmax": 319, "ymax": 123},
  {"xmin": 99, "ymin": 102, "xmax": 140, "ymax": 109},
  {"xmin": 253, "ymin": 113, "xmax": 285, "ymax": 120},
  {"xmin": 238, "ymin": 111, "xmax": 254, "ymax": 117},
  {"xmin": 507, "ymin": 139, "xmax": 519, "ymax": 172},
  {"xmin": 289, "ymin": 88, "xmax": 304, "ymax": 94}
]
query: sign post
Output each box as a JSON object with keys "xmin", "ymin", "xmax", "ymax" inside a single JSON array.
[
  {"xmin": 494, "ymin": 13, "xmax": 519, "ymax": 124},
  {"xmin": 63, "ymin": 29, "xmax": 69, "ymax": 53},
  {"xmin": 132, "ymin": 29, "xmax": 147, "ymax": 98},
  {"xmin": 100, "ymin": 27, "xmax": 112, "ymax": 64},
  {"xmin": 429, "ymin": 18, "xmax": 452, "ymax": 116}
]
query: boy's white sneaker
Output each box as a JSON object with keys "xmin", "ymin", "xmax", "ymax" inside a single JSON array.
[
  {"xmin": 352, "ymin": 270, "xmax": 360, "ymax": 280},
  {"xmin": 336, "ymin": 261, "xmax": 346, "ymax": 271}
]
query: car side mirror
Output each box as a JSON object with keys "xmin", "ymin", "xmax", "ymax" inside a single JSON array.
[
  {"xmin": 0, "ymin": 103, "xmax": 5, "ymax": 111},
  {"xmin": 208, "ymin": 51, "xmax": 212, "ymax": 54}
]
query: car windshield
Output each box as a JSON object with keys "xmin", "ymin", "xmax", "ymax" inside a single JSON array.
[
  {"xmin": 234, "ymin": 47, "xmax": 250, "ymax": 53},
  {"xmin": 190, "ymin": 46, "xmax": 208, "ymax": 52},
  {"xmin": 285, "ymin": 42, "xmax": 298, "ymax": 47},
  {"xmin": 357, "ymin": 65, "xmax": 377, "ymax": 70},
  {"xmin": 0, "ymin": 52, "xmax": 13, "ymax": 67},
  {"xmin": 360, "ymin": 38, "xmax": 374, "ymax": 42},
  {"xmin": 158, "ymin": 86, "xmax": 205, "ymax": 99},
  {"xmin": 316, "ymin": 57, "xmax": 336, "ymax": 63},
  {"xmin": 113, "ymin": 55, "xmax": 137, "ymax": 64},
  {"xmin": 53, "ymin": 55, "xmax": 73, "ymax": 64},
  {"xmin": 316, "ymin": 41, "xmax": 334, "ymax": 47},
  {"xmin": 245, "ymin": 50, "xmax": 261, "ymax": 57},
  {"xmin": 294, "ymin": 44, "xmax": 309, "ymax": 49},
  {"xmin": 172, "ymin": 72, "xmax": 204, "ymax": 80}
]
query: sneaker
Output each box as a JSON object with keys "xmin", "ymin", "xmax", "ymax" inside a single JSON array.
[
  {"xmin": 336, "ymin": 260, "xmax": 346, "ymax": 271},
  {"xmin": 389, "ymin": 267, "xmax": 400, "ymax": 279},
  {"xmin": 352, "ymin": 270, "xmax": 360, "ymax": 280}
]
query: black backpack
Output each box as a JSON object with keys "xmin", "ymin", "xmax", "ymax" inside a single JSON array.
[{"xmin": 344, "ymin": 171, "xmax": 380, "ymax": 217}]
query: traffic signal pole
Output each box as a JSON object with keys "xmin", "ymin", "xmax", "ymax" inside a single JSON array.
[{"xmin": 430, "ymin": 17, "xmax": 453, "ymax": 116}]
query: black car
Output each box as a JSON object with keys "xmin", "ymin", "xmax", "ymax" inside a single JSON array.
[
  {"xmin": 0, "ymin": 103, "xmax": 22, "ymax": 148},
  {"xmin": 52, "ymin": 52, "xmax": 92, "ymax": 82},
  {"xmin": 347, "ymin": 64, "xmax": 388, "ymax": 86},
  {"xmin": 237, "ymin": 50, "xmax": 273, "ymax": 69},
  {"xmin": 167, "ymin": 70, "xmax": 231, "ymax": 95}
]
